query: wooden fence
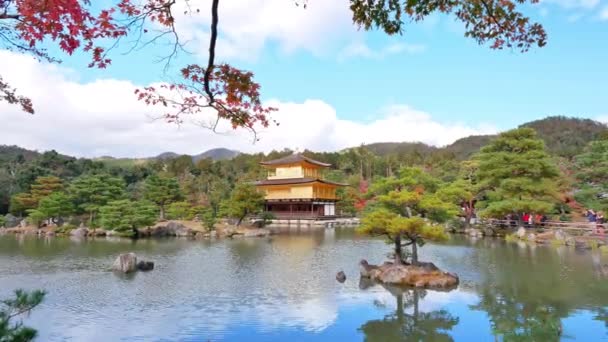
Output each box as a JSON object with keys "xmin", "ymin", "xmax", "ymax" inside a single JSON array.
[{"xmin": 479, "ymin": 219, "xmax": 607, "ymax": 237}]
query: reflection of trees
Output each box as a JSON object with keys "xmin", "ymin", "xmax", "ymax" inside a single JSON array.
[
  {"xmin": 593, "ymin": 307, "xmax": 608, "ymax": 330},
  {"xmin": 359, "ymin": 285, "xmax": 459, "ymax": 342},
  {"xmin": 471, "ymin": 287, "xmax": 565, "ymax": 341},
  {"xmin": 469, "ymin": 243, "xmax": 608, "ymax": 340}
]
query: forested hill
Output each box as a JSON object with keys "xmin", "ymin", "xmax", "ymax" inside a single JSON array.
[
  {"xmin": 362, "ymin": 116, "xmax": 607, "ymax": 160},
  {"xmin": 0, "ymin": 116, "xmax": 606, "ymax": 215},
  {"xmin": 521, "ymin": 116, "xmax": 608, "ymax": 158}
]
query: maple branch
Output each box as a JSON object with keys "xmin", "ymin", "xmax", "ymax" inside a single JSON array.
[
  {"xmin": 477, "ymin": 0, "xmax": 510, "ymax": 41},
  {"xmin": 204, "ymin": 0, "xmax": 219, "ymax": 104},
  {"xmin": 0, "ymin": 13, "xmax": 19, "ymax": 20}
]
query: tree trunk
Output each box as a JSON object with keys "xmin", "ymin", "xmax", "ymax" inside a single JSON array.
[
  {"xmin": 159, "ymin": 205, "xmax": 165, "ymax": 220},
  {"xmin": 394, "ymin": 234, "xmax": 403, "ymax": 265},
  {"xmin": 89, "ymin": 211, "xmax": 94, "ymax": 226},
  {"xmin": 405, "ymin": 206, "xmax": 413, "ymax": 218},
  {"xmin": 237, "ymin": 212, "xmax": 247, "ymax": 226},
  {"xmin": 411, "ymin": 239, "xmax": 419, "ymax": 265}
]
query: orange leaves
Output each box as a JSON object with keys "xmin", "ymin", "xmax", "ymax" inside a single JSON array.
[{"xmin": 135, "ymin": 63, "xmax": 277, "ymax": 135}]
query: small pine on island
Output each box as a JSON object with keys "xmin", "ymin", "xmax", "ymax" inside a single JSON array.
[{"xmin": 254, "ymin": 154, "xmax": 347, "ymax": 219}]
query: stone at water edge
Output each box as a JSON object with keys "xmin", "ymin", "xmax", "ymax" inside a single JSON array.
[
  {"xmin": 527, "ymin": 233, "xmax": 536, "ymax": 242},
  {"xmin": 70, "ymin": 227, "xmax": 89, "ymax": 238},
  {"xmin": 137, "ymin": 260, "xmax": 155, "ymax": 271},
  {"xmin": 516, "ymin": 227, "xmax": 526, "ymax": 239},
  {"xmin": 336, "ymin": 271, "xmax": 346, "ymax": 283},
  {"xmin": 555, "ymin": 229, "xmax": 568, "ymax": 241},
  {"xmin": 112, "ymin": 253, "xmax": 138, "ymax": 273}
]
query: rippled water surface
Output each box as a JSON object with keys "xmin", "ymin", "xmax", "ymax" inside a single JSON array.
[{"xmin": 1, "ymin": 229, "xmax": 608, "ymax": 341}]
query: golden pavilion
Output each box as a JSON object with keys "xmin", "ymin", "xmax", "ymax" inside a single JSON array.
[{"xmin": 254, "ymin": 154, "xmax": 347, "ymax": 219}]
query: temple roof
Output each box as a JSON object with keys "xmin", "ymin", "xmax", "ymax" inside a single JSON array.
[
  {"xmin": 254, "ymin": 177, "xmax": 347, "ymax": 187},
  {"xmin": 259, "ymin": 154, "xmax": 331, "ymax": 167}
]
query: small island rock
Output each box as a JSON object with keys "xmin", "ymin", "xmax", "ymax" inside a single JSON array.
[
  {"xmin": 359, "ymin": 259, "xmax": 459, "ymax": 290},
  {"xmin": 112, "ymin": 253, "xmax": 138, "ymax": 273}
]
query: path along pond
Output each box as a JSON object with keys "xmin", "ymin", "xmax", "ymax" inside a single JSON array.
[{"xmin": 1, "ymin": 229, "xmax": 608, "ymax": 341}]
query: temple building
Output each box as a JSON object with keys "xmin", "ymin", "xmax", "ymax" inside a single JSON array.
[{"xmin": 254, "ymin": 154, "xmax": 347, "ymax": 219}]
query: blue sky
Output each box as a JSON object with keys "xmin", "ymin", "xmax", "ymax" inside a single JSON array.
[
  {"xmin": 1, "ymin": 0, "xmax": 607, "ymax": 157},
  {"xmin": 65, "ymin": 2, "xmax": 608, "ymax": 128}
]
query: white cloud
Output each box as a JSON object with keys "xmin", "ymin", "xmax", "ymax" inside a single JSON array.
[
  {"xmin": 170, "ymin": 0, "xmax": 356, "ymax": 61},
  {"xmin": 540, "ymin": 0, "xmax": 599, "ymax": 9},
  {"xmin": 600, "ymin": 6, "xmax": 608, "ymax": 20},
  {"xmin": 0, "ymin": 50, "xmax": 495, "ymax": 158},
  {"xmin": 595, "ymin": 115, "xmax": 608, "ymax": 124},
  {"xmin": 338, "ymin": 41, "xmax": 426, "ymax": 61}
]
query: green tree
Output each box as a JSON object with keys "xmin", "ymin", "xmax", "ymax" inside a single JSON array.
[
  {"xmin": 99, "ymin": 200, "xmax": 157, "ymax": 237},
  {"xmin": 143, "ymin": 175, "xmax": 182, "ymax": 220},
  {"xmin": 436, "ymin": 161, "xmax": 479, "ymax": 228},
  {"xmin": 0, "ymin": 289, "xmax": 45, "ymax": 342},
  {"xmin": 359, "ymin": 168, "xmax": 454, "ymax": 264},
  {"xmin": 221, "ymin": 183, "xmax": 264, "ymax": 226},
  {"xmin": 11, "ymin": 176, "xmax": 63, "ymax": 213},
  {"xmin": 475, "ymin": 128, "xmax": 560, "ymax": 220},
  {"xmin": 166, "ymin": 201, "xmax": 193, "ymax": 220},
  {"xmin": 200, "ymin": 208, "xmax": 217, "ymax": 231},
  {"xmin": 68, "ymin": 174, "xmax": 126, "ymax": 225},
  {"xmin": 0, "ymin": 215, "xmax": 5, "ymax": 228},
  {"xmin": 27, "ymin": 192, "xmax": 74, "ymax": 227},
  {"xmin": 573, "ymin": 139, "xmax": 608, "ymax": 210}
]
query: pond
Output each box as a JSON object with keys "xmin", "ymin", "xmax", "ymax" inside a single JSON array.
[{"xmin": 1, "ymin": 229, "xmax": 607, "ymax": 341}]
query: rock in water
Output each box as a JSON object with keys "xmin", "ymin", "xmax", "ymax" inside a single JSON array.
[
  {"xmin": 137, "ymin": 260, "xmax": 155, "ymax": 271},
  {"xmin": 70, "ymin": 227, "xmax": 89, "ymax": 238},
  {"xmin": 112, "ymin": 253, "xmax": 138, "ymax": 273},
  {"xmin": 360, "ymin": 261, "xmax": 459, "ymax": 290},
  {"xmin": 336, "ymin": 271, "xmax": 346, "ymax": 283},
  {"xmin": 516, "ymin": 227, "xmax": 526, "ymax": 239}
]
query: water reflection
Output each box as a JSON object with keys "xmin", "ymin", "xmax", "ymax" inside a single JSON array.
[
  {"xmin": 358, "ymin": 281, "xmax": 459, "ymax": 341},
  {"xmin": 0, "ymin": 233, "xmax": 607, "ymax": 341}
]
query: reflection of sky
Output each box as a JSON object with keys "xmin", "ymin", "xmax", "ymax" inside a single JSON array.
[{"xmin": 1, "ymin": 234, "xmax": 608, "ymax": 341}]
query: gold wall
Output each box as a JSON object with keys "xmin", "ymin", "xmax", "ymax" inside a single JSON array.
[
  {"xmin": 259, "ymin": 182, "xmax": 337, "ymax": 200},
  {"xmin": 267, "ymin": 163, "xmax": 321, "ymax": 180}
]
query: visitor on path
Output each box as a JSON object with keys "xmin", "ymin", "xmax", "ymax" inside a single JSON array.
[
  {"xmin": 587, "ymin": 209, "xmax": 597, "ymax": 223},
  {"xmin": 522, "ymin": 213, "xmax": 530, "ymax": 227},
  {"xmin": 596, "ymin": 212, "xmax": 605, "ymax": 235},
  {"xmin": 528, "ymin": 213, "xmax": 534, "ymax": 227}
]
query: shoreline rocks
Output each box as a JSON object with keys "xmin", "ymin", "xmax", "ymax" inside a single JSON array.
[{"xmin": 359, "ymin": 259, "xmax": 459, "ymax": 289}]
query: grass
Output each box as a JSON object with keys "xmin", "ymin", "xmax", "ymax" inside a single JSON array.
[
  {"xmin": 550, "ymin": 238, "xmax": 566, "ymax": 247},
  {"xmin": 505, "ymin": 234, "xmax": 518, "ymax": 243},
  {"xmin": 600, "ymin": 245, "xmax": 608, "ymax": 255}
]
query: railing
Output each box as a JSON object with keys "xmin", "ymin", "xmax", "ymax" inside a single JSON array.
[{"xmin": 480, "ymin": 219, "xmax": 606, "ymax": 234}]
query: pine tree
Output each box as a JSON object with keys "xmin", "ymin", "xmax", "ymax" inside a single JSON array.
[
  {"xmin": 27, "ymin": 192, "xmax": 74, "ymax": 226},
  {"xmin": 475, "ymin": 128, "xmax": 560, "ymax": 220},
  {"xmin": 359, "ymin": 167, "xmax": 454, "ymax": 265},
  {"xmin": 99, "ymin": 199, "xmax": 157, "ymax": 237},
  {"xmin": 143, "ymin": 175, "xmax": 182, "ymax": 220},
  {"xmin": 68, "ymin": 174, "xmax": 126, "ymax": 225},
  {"xmin": 221, "ymin": 183, "xmax": 264, "ymax": 226},
  {"xmin": 573, "ymin": 139, "xmax": 608, "ymax": 210},
  {"xmin": 11, "ymin": 176, "xmax": 63, "ymax": 213},
  {"xmin": 0, "ymin": 289, "xmax": 45, "ymax": 342}
]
